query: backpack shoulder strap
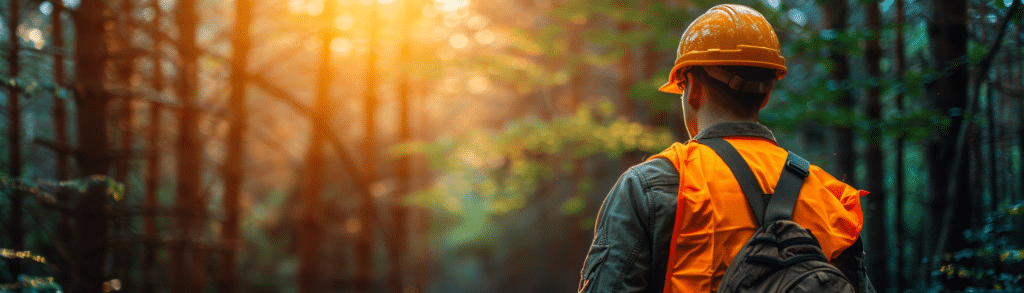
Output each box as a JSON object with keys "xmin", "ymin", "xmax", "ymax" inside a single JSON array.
[
  {"xmin": 698, "ymin": 137, "xmax": 769, "ymax": 226},
  {"xmin": 764, "ymin": 151, "xmax": 810, "ymax": 223}
]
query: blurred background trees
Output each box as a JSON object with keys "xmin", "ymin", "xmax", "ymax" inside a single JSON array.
[{"xmin": 1, "ymin": 0, "xmax": 1023, "ymax": 292}]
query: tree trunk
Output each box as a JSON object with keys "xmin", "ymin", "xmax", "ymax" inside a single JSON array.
[
  {"xmin": 923, "ymin": 0, "xmax": 969, "ymax": 283},
  {"xmin": 52, "ymin": 0, "xmax": 68, "ymax": 181},
  {"xmin": 893, "ymin": 0, "xmax": 907, "ymax": 289},
  {"xmin": 390, "ymin": 0, "xmax": 416, "ymax": 291},
  {"xmin": 174, "ymin": 0, "xmax": 206, "ymax": 290},
  {"xmin": 298, "ymin": 0, "xmax": 333, "ymax": 291},
  {"xmin": 71, "ymin": 0, "xmax": 112, "ymax": 291},
  {"xmin": 821, "ymin": 0, "xmax": 856, "ymax": 185},
  {"xmin": 142, "ymin": 0, "xmax": 165, "ymax": 291},
  {"xmin": 51, "ymin": 1, "xmax": 72, "ymax": 286},
  {"xmin": 220, "ymin": 0, "xmax": 252, "ymax": 290},
  {"xmin": 113, "ymin": 0, "xmax": 137, "ymax": 283},
  {"xmin": 5, "ymin": 0, "xmax": 24, "ymax": 279},
  {"xmin": 863, "ymin": 0, "xmax": 887, "ymax": 290},
  {"xmin": 72, "ymin": 183, "xmax": 111, "ymax": 293},
  {"xmin": 143, "ymin": 103, "xmax": 161, "ymax": 293},
  {"xmin": 357, "ymin": 3, "xmax": 380, "ymax": 292}
]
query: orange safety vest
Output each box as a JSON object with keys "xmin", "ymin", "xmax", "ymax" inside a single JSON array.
[{"xmin": 649, "ymin": 137, "xmax": 867, "ymax": 292}]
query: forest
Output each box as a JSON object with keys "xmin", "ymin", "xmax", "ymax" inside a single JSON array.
[{"xmin": 1, "ymin": 0, "xmax": 1023, "ymax": 292}]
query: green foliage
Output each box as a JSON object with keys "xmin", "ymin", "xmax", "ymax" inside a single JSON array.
[
  {"xmin": 0, "ymin": 176, "xmax": 125, "ymax": 292},
  {"xmin": 630, "ymin": 73, "xmax": 675, "ymax": 112},
  {"xmin": 397, "ymin": 100, "xmax": 674, "ymax": 218},
  {"xmin": 0, "ymin": 175, "xmax": 126, "ymax": 202},
  {"xmin": 932, "ymin": 201, "xmax": 1024, "ymax": 292},
  {"xmin": 0, "ymin": 276, "xmax": 61, "ymax": 292},
  {"xmin": 0, "ymin": 249, "xmax": 61, "ymax": 292}
]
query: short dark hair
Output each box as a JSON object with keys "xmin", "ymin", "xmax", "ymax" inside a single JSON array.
[{"xmin": 688, "ymin": 65, "xmax": 777, "ymax": 117}]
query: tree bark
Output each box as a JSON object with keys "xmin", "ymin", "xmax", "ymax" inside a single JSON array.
[
  {"xmin": 142, "ymin": 0, "xmax": 165, "ymax": 291},
  {"xmin": 173, "ymin": 0, "xmax": 206, "ymax": 290},
  {"xmin": 220, "ymin": 0, "xmax": 252, "ymax": 290},
  {"xmin": 923, "ymin": 0, "xmax": 969, "ymax": 283},
  {"xmin": 357, "ymin": 3, "xmax": 381, "ymax": 292},
  {"xmin": 51, "ymin": 1, "xmax": 72, "ymax": 286},
  {"xmin": 863, "ymin": 0, "xmax": 887, "ymax": 290},
  {"xmin": 72, "ymin": 183, "xmax": 111, "ymax": 293},
  {"xmin": 71, "ymin": 0, "xmax": 113, "ymax": 291},
  {"xmin": 893, "ymin": 0, "xmax": 907, "ymax": 289},
  {"xmin": 5, "ymin": 0, "xmax": 24, "ymax": 279},
  {"xmin": 52, "ymin": 0, "xmax": 68, "ymax": 181},
  {"xmin": 113, "ymin": 0, "xmax": 137, "ymax": 284},
  {"xmin": 821, "ymin": 0, "xmax": 856, "ymax": 185},
  {"xmin": 298, "ymin": 0, "xmax": 333, "ymax": 291},
  {"xmin": 390, "ymin": 0, "xmax": 417, "ymax": 291}
]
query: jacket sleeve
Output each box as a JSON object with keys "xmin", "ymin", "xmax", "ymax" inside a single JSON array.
[{"xmin": 579, "ymin": 161, "xmax": 678, "ymax": 293}]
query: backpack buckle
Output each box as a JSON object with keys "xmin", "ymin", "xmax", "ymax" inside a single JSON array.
[{"xmin": 785, "ymin": 154, "xmax": 810, "ymax": 178}]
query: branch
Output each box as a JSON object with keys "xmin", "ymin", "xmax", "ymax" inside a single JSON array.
[
  {"xmin": 246, "ymin": 74, "xmax": 398, "ymax": 242},
  {"xmin": 33, "ymin": 138, "xmax": 76, "ymax": 155}
]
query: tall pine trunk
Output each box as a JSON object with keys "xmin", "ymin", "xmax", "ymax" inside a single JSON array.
[
  {"xmin": 298, "ymin": 0, "xmax": 333, "ymax": 291},
  {"xmin": 51, "ymin": 0, "xmax": 68, "ymax": 181},
  {"xmin": 390, "ymin": 0, "xmax": 417, "ymax": 290},
  {"xmin": 863, "ymin": 0, "xmax": 887, "ymax": 290},
  {"xmin": 173, "ymin": 0, "xmax": 206, "ymax": 290},
  {"xmin": 923, "ymin": 0, "xmax": 969, "ymax": 283},
  {"xmin": 220, "ymin": 0, "xmax": 252, "ymax": 290},
  {"xmin": 357, "ymin": 2, "xmax": 380, "ymax": 292},
  {"xmin": 50, "ymin": 0, "xmax": 72, "ymax": 285},
  {"xmin": 821, "ymin": 0, "xmax": 856, "ymax": 184},
  {"xmin": 142, "ymin": 0, "xmax": 165, "ymax": 291},
  {"xmin": 5, "ymin": 0, "xmax": 24, "ymax": 279},
  {"xmin": 71, "ymin": 0, "xmax": 112, "ymax": 291},
  {"xmin": 893, "ymin": 0, "xmax": 907, "ymax": 289},
  {"xmin": 112, "ymin": 0, "xmax": 137, "ymax": 284}
]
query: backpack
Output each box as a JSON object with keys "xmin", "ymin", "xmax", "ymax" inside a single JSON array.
[{"xmin": 699, "ymin": 138, "xmax": 857, "ymax": 293}]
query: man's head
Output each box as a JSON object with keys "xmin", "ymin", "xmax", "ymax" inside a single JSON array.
[{"xmin": 658, "ymin": 4, "xmax": 786, "ymax": 137}]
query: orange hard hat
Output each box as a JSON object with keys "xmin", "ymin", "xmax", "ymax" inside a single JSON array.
[{"xmin": 658, "ymin": 4, "xmax": 787, "ymax": 95}]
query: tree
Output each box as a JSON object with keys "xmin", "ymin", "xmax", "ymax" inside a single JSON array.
[
  {"xmin": 892, "ymin": 0, "xmax": 908, "ymax": 289},
  {"xmin": 390, "ymin": 0, "xmax": 418, "ymax": 291},
  {"xmin": 821, "ymin": 0, "xmax": 856, "ymax": 184},
  {"xmin": 297, "ymin": 0, "xmax": 334, "ymax": 291},
  {"xmin": 357, "ymin": 2, "xmax": 381, "ymax": 292},
  {"xmin": 862, "ymin": 0, "xmax": 887, "ymax": 289},
  {"xmin": 220, "ymin": 0, "xmax": 253, "ymax": 290},
  {"xmin": 173, "ymin": 0, "xmax": 207, "ymax": 289},
  {"xmin": 5, "ymin": 0, "xmax": 25, "ymax": 279},
  {"xmin": 923, "ymin": 0, "xmax": 969, "ymax": 284}
]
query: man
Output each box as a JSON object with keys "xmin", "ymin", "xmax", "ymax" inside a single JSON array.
[{"xmin": 578, "ymin": 4, "xmax": 872, "ymax": 292}]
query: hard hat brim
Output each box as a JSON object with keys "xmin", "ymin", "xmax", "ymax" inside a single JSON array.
[
  {"xmin": 658, "ymin": 45, "xmax": 788, "ymax": 95},
  {"xmin": 659, "ymin": 80, "xmax": 684, "ymax": 95}
]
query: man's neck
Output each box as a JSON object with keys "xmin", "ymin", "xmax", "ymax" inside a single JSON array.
[{"xmin": 696, "ymin": 105, "xmax": 759, "ymax": 135}]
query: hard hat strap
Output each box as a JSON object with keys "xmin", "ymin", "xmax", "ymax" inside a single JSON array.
[{"xmin": 703, "ymin": 66, "xmax": 775, "ymax": 93}]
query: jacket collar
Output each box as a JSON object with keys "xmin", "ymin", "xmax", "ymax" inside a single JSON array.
[{"xmin": 690, "ymin": 121, "xmax": 777, "ymax": 142}]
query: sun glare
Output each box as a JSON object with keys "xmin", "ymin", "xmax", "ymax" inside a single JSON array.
[
  {"xmin": 330, "ymin": 38, "xmax": 352, "ymax": 55},
  {"xmin": 474, "ymin": 29, "xmax": 494, "ymax": 45},
  {"xmin": 434, "ymin": 0, "xmax": 469, "ymax": 12},
  {"xmin": 449, "ymin": 33, "xmax": 469, "ymax": 49},
  {"xmin": 335, "ymin": 14, "xmax": 355, "ymax": 30}
]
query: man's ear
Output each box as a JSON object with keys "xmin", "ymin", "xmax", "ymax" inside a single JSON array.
[{"xmin": 684, "ymin": 74, "xmax": 703, "ymax": 109}]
